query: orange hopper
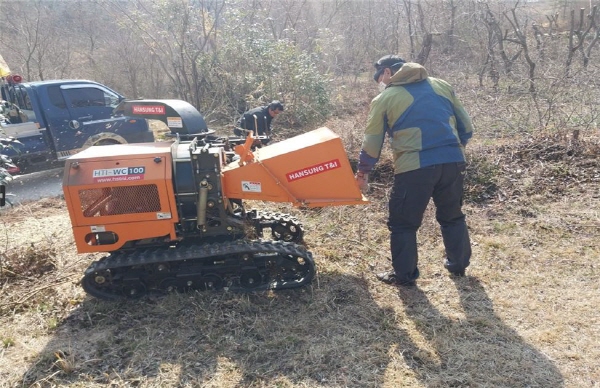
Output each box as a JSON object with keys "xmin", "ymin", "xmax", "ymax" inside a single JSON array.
[{"xmin": 222, "ymin": 127, "xmax": 368, "ymax": 208}]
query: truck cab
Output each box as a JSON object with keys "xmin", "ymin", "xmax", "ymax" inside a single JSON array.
[{"xmin": 0, "ymin": 76, "xmax": 154, "ymax": 172}]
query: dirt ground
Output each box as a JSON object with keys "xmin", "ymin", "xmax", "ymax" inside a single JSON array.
[{"xmin": 0, "ymin": 129, "xmax": 599, "ymax": 387}]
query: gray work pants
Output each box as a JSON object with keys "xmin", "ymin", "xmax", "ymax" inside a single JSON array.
[{"xmin": 387, "ymin": 162, "xmax": 471, "ymax": 283}]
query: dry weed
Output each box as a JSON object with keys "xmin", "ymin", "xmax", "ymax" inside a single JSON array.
[{"xmin": 1, "ymin": 107, "xmax": 599, "ymax": 388}]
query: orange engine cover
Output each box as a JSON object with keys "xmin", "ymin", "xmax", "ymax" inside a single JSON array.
[{"xmin": 62, "ymin": 142, "xmax": 179, "ymax": 253}]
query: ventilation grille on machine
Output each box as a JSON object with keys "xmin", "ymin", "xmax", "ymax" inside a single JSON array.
[{"xmin": 79, "ymin": 184, "xmax": 161, "ymax": 217}]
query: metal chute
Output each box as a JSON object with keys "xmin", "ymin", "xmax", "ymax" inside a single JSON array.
[{"xmin": 223, "ymin": 127, "xmax": 369, "ymax": 208}]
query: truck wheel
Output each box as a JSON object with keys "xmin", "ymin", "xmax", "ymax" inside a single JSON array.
[
  {"xmin": 84, "ymin": 133, "xmax": 128, "ymax": 148},
  {"xmin": 94, "ymin": 139, "xmax": 121, "ymax": 146}
]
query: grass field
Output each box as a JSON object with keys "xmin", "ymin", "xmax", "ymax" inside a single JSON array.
[{"xmin": 1, "ymin": 93, "xmax": 599, "ymax": 387}]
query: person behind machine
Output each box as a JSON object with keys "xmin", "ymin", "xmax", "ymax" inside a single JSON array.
[
  {"xmin": 0, "ymin": 100, "xmax": 27, "ymax": 124},
  {"xmin": 355, "ymin": 54, "xmax": 474, "ymax": 287},
  {"xmin": 233, "ymin": 100, "xmax": 284, "ymax": 143}
]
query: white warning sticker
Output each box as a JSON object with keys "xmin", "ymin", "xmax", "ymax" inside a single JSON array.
[
  {"xmin": 167, "ymin": 117, "xmax": 183, "ymax": 128},
  {"xmin": 241, "ymin": 181, "xmax": 262, "ymax": 193}
]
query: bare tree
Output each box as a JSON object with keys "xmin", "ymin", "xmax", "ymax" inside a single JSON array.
[
  {"xmin": 0, "ymin": 1, "xmax": 73, "ymax": 81},
  {"xmin": 445, "ymin": 0, "xmax": 457, "ymax": 52},
  {"xmin": 478, "ymin": 11, "xmax": 501, "ymax": 88},
  {"xmin": 404, "ymin": 0, "xmax": 416, "ymax": 59},
  {"xmin": 583, "ymin": 5, "xmax": 600, "ymax": 67},
  {"xmin": 478, "ymin": 3, "xmax": 523, "ymax": 77},
  {"xmin": 414, "ymin": 3, "xmax": 433, "ymax": 65},
  {"xmin": 104, "ymin": 0, "xmax": 224, "ymax": 108},
  {"xmin": 566, "ymin": 6, "xmax": 599, "ymax": 75},
  {"xmin": 503, "ymin": 4, "xmax": 536, "ymax": 93}
]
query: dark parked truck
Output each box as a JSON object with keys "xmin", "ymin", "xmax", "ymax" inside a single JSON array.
[{"xmin": 0, "ymin": 75, "xmax": 154, "ymax": 172}]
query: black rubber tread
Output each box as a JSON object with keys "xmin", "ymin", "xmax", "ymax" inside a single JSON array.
[
  {"xmin": 254, "ymin": 210, "xmax": 304, "ymax": 243},
  {"xmin": 81, "ymin": 239, "xmax": 315, "ymax": 301}
]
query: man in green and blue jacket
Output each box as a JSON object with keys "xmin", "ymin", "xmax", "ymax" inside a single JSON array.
[{"xmin": 356, "ymin": 55, "xmax": 474, "ymax": 286}]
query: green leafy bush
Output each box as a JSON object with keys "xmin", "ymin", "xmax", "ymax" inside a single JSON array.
[{"xmin": 195, "ymin": 10, "xmax": 332, "ymax": 129}]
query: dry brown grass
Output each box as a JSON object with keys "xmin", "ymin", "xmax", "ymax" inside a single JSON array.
[{"xmin": 1, "ymin": 98, "xmax": 599, "ymax": 387}]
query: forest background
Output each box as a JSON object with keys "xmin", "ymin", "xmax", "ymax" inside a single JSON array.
[{"xmin": 1, "ymin": 0, "xmax": 598, "ymax": 136}]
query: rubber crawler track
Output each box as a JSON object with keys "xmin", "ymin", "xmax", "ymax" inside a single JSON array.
[{"xmin": 81, "ymin": 240, "xmax": 315, "ymax": 300}]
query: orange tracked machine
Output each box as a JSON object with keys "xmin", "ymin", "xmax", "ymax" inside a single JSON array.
[{"xmin": 63, "ymin": 100, "xmax": 367, "ymax": 300}]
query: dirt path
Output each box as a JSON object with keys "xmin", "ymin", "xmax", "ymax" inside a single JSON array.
[{"xmin": 5, "ymin": 167, "xmax": 64, "ymax": 205}]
